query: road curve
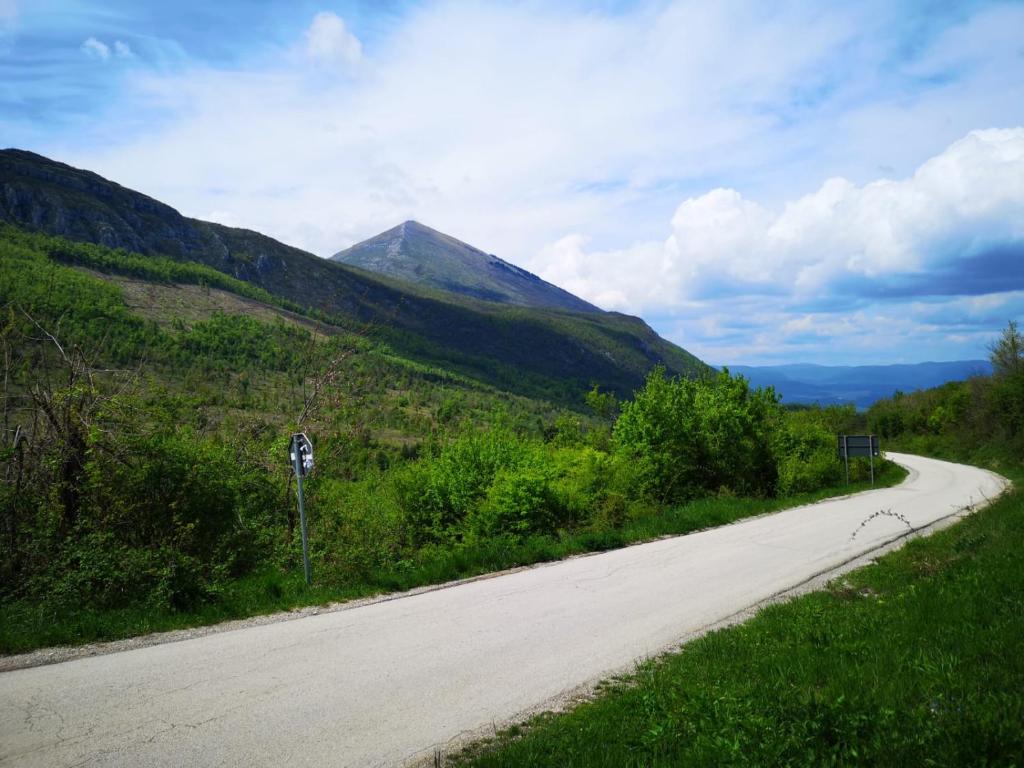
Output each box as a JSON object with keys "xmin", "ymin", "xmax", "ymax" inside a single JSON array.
[{"xmin": 0, "ymin": 453, "xmax": 1008, "ymax": 767}]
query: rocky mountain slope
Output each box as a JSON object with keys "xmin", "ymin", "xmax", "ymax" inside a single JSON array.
[{"xmin": 332, "ymin": 220, "xmax": 599, "ymax": 313}]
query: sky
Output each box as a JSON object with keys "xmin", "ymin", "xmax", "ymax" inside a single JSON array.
[{"xmin": 2, "ymin": 0, "xmax": 1023, "ymax": 366}]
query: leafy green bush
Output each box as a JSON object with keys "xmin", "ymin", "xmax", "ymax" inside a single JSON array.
[
  {"xmin": 613, "ymin": 367, "xmax": 781, "ymax": 502},
  {"xmin": 774, "ymin": 410, "xmax": 842, "ymax": 495},
  {"xmin": 10, "ymin": 420, "xmax": 284, "ymax": 612},
  {"xmin": 310, "ymin": 476, "xmax": 405, "ymax": 584},
  {"xmin": 393, "ymin": 428, "xmax": 528, "ymax": 542}
]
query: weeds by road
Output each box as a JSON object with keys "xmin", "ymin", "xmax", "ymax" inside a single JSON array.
[{"xmin": 0, "ymin": 467, "xmax": 903, "ymax": 655}]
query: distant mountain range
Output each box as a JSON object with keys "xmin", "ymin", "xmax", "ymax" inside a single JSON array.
[
  {"xmin": 0, "ymin": 149, "xmax": 706, "ymax": 401},
  {"xmin": 728, "ymin": 361, "xmax": 993, "ymax": 409},
  {"xmin": 332, "ymin": 220, "xmax": 599, "ymax": 313}
]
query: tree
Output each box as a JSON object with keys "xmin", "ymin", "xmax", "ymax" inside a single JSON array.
[
  {"xmin": 585, "ymin": 385, "xmax": 619, "ymax": 420},
  {"xmin": 986, "ymin": 320, "xmax": 1024, "ymax": 441},
  {"xmin": 989, "ymin": 320, "xmax": 1024, "ymax": 377}
]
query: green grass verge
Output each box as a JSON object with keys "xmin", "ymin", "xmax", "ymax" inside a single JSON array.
[
  {"xmin": 449, "ymin": 463, "xmax": 1023, "ymax": 767},
  {"xmin": 0, "ymin": 464, "xmax": 903, "ymax": 655}
]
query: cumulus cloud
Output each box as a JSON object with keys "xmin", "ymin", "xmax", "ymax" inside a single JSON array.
[
  {"xmin": 114, "ymin": 40, "xmax": 134, "ymax": 59},
  {"xmin": 537, "ymin": 235, "xmax": 673, "ymax": 313},
  {"xmin": 538, "ymin": 128, "xmax": 1024, "ymax": 313},
  {"xmin": 81, "ymin": 36, "xmax": 110, "ymax": 60},
  {"xmin": 304, "ymin": 11, "xmax": 361, "ymax": 67}
]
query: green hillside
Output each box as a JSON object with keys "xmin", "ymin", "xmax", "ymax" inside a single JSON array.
[{"xmin": 0, "ymin": 149, "xmax": 706, "ymax": 403}]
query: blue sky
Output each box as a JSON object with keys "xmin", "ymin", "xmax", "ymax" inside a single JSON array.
[{"xmin": 2, "ymin": 0, "xmax": 1023, "ymax": 365}]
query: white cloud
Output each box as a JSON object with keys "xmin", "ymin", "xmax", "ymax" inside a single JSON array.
[
  {"xmin": 114, "ymin": 40, "xmax": 134, "ymax": 59},
  {"xmin": 81, "ymin": 36, "xmax": 110, "ymax": 61},
  {"xmin": 74, "ymin": 2, "xmax": 861, "ymax": 257},
  {"xmin": 536, "ymin": 235, "xmax": 672, "ymax": 313},
  {"xmin": 205, "ymin": 210, "xmax": 240, "ymax": 227},
  {"xmin": 304, "ymin": 11, "xmax": 361, "ymax": 67},
  {"xmin": 538, "ymin": 128, "xmax": 1024, "ymax": 313}
]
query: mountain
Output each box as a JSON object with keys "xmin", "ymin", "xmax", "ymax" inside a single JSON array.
[
  {"xmin": 0, "ymin": 149, "xmax": 706, "ymax": 400},
  {"xmin": 728, "ymin": 361, "xmax": 993, "ymax": 409},
  {"xmin": 331, "ymin": 220, "xmax": 599, "ymax": 313}
]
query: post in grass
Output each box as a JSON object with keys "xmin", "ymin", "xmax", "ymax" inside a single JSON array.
[
  {"xmin": 837, "ymin": 434, "xmax": 881, "ymax": 487},
  {"xmin": 290, "ymin": 432, "xmax": 314, "ymax": 586}
]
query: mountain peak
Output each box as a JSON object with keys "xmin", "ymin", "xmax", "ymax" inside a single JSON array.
[{"xmin": 331, "ymin": 222, "xmax": 600, "ymax": 313}]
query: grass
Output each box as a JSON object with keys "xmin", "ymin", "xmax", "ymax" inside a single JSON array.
[
  {"xmin": 0, "ymin": 463, "xmax": 903, "ymax": 656},
  {"xmin": 447, "ymin": 462, "xmax": 1023, "ymax": 767}
]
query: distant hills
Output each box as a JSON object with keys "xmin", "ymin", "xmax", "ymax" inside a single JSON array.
[
  {"xmin": 0, "ymin": 149, "xmax": 706, "ymax": 401},
  {"xmin": 332, "ymin": 220, "xmax": 599, "ymax": 313},
  {"xmin": 729, "ymin": 361, "xmax": 993, "ymax": 409}
]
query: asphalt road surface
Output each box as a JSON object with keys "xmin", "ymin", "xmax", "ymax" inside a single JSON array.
[{"xmin": 0, "ymin": 453, "xmax": 1008, "ymax": 767}]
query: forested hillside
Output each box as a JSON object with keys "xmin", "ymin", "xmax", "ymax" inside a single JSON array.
[{"xmin": 867, "ymin": 322, "xmax": 1024, "ymax": 470}]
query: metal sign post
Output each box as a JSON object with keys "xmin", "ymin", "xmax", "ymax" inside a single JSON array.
[
  {"xmin": 289, "ymin": 433, "xmax": 314, "ymax": 586},
  {"xmin": 837, "ymin": 434, "xmax": 880, "ymax": 487}
]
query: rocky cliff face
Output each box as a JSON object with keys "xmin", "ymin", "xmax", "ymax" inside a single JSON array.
[
  {"xmin": 0, "ymin": 150, "xmax": 319, "ymax": 289},
  {"xmin": 1, "ymin": 149, "xmax": 205, "ymax": 255},
  {"xmin": 0, "ymin": 149, "xmax": 355, "ymax": 308}
]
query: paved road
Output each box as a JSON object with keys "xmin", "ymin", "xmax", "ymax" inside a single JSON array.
[{"xmin": 0, "ymin": 453, "xmax": 1008, "ymax": 767}]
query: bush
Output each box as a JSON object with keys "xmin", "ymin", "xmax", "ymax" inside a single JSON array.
[
  {"xmin": 13, "ymin": 424, "xmax": 286, "ymax": 612},
  {"xmin": 548, "ymin": 447, "xmax": 612, "ymax": 522},
  {"xmin": 393, "ymin": 428, "xmax": 530, "ymax": 543},
  {"xmin": 311, "ymin": 476, "xmax": 405, "ymax": 584},
  {"xmin": 613, "ymin": 367, "xmax": 781, "ymax": 503},
  {"xmin": 471, "ymin": 460, "xmax": 559, "ymax": 537},
  {"xmin": 774, "ymin": 411, "xmax": 842, "ymax": 495}
]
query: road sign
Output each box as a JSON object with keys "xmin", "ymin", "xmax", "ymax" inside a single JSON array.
[
  {"xmin": 837, "ymin": 434, "xmax": 881, "ymax": 486},
  {"xmin": 837, "ymin": 434, "xmax": 880, "ymax": 459},
  {"xmin": 290, "ymin": 432, "xmax": 314, "ymax": 476}
]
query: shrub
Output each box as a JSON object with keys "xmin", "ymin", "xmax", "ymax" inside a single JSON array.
[
  {"xmin": 311, "ymin": 476, "xmax": 405, "ymax": 584},
  {"xmin": 17, "ymin": 425, "xmax": 288, "ymax": 611},
  {"xmin": 470, "ymin": 460, "xmax": 558, "ymax": 537},
  {"xmin": 774, "ymin": 411, "xmax": 842, "ymax": 495},
  {"xmin": 393, "ymin": 428, "xmax": 530, "ymax": 542},
  {"xmin": 613, "ymin": 368, "xmax": 781, "ymax": 503}
]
